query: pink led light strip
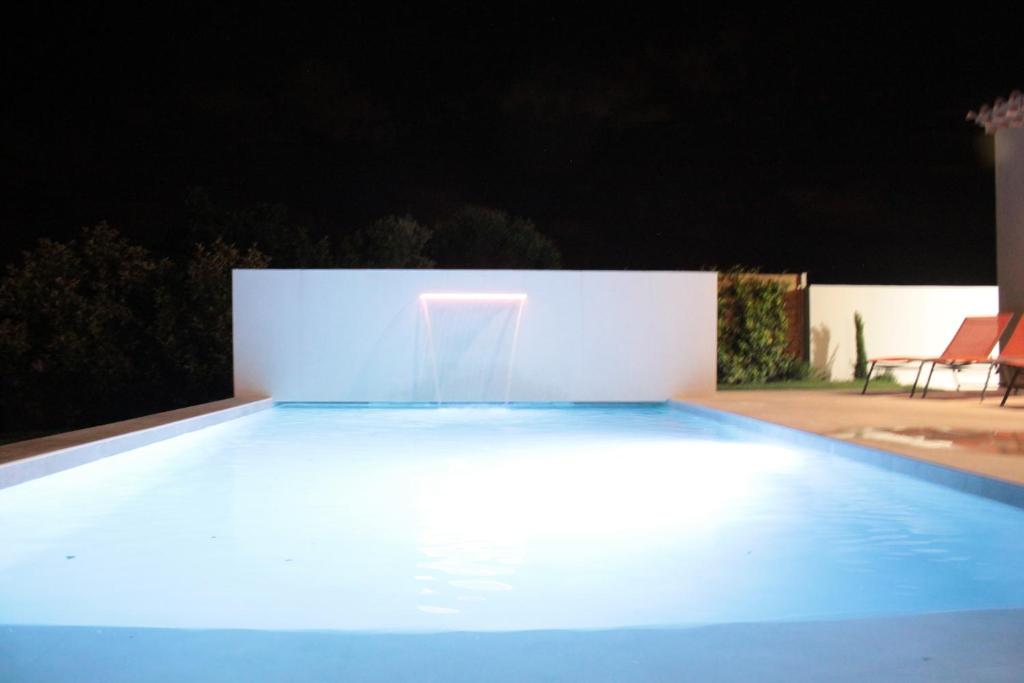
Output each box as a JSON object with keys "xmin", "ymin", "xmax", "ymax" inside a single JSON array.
[{"xmin": 419, "ymin": 292, "xmax": 527, "ymax": 302}]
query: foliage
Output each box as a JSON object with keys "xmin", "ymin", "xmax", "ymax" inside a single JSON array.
[
  {"xmin": 429, "ymin": 205, "xmax": 561, "ymax": 269},
  {"xmin": 338, "ymin": 215, "xmax": 434, "ymax": 267},
  {"xmin": 155, "ymin": 239, "xmax": 270, "ymax": 403},
  {"xmin": 0, "ymin": 202, "xmax": 560, "ymax": 435},
  {"xmin": 0, "ymin": 225, "xmax": 273, "ymax": 432},
  {"xmin": 853, "ymin": 311, "xmax": 868, "ymax": 379},
  {"xmin": 717, "ymin": 271, "xmax": 800, "ymax": 384},
  {"xmin": 184, "ymin": 188, "xmax": 333, "ymax": 267},
  {"xmin": 782, "ymin": 358, "xmax": 830, "ymax": 382},
  {"xmin": 0, "ymin": 224, "xmax": 170, "ymax": 430}
]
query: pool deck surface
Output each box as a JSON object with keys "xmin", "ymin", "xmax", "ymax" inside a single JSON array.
[
  {"xmin": 686, "ymin": 388, "xmax": 1024, "ymax": 487},
  {"xmin": 0, "ymin": 397, "xmax": 272, "ymax": 489}
]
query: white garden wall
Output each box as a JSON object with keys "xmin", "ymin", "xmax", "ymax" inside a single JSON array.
[
  {"xmin": 233, "ymin": 269, "xmax": 717, "ymax": 402},
  {"xmin": 808, "ymin": 285, "xmax": 999, "ymax": 389}
]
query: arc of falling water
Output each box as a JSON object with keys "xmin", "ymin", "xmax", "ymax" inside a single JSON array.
[
  {"xmin": 420, "ymin": 297, "xmax": 443, "ymax": 404},
  {"xmin": 504, "ymin": 298, "xmax": 525, "ymax": 405},
  {"xmin": 419, "ymin": 293, "xmax": 527, "ymax": 405}
]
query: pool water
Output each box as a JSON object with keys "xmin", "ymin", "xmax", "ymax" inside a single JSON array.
[{"xmin": 2, "ymin": 404, "xmax": 1024, "ymax": 634}]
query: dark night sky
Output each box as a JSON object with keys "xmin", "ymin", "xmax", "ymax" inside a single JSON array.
[{"xmin": 2, "ymin": 6, "xmax": 1020, "ymax": 283}]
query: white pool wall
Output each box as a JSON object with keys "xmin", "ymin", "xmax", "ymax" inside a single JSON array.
[
  {"xmin": 0, "ymin": 398, "xmax": 273, "ymax": 489},
  {"xmin": 232, "ymin": 269, "xmax": 717, "ymax": 402}
]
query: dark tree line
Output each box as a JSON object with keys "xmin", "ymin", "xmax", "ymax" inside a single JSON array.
[{"xmin": 0, "ymin": 200, "xmax": 560, "ymax": 436}]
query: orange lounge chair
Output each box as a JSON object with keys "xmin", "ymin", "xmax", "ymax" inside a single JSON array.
[
  {"xmin": 984, "ymin": 319, "xmax": 1024, "ymax": 406},
  {"xmin": 861, "ymin": 314, "xmax": 1013, "ymax": 398}
]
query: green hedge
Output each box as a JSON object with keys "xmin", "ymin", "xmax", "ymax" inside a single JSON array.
[{"xmin": 717, "ymin": 272, "xmax": 802, "ymax": 384}]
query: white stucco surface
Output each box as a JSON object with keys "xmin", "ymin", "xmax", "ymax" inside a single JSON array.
[
  {"xmin": 808, "ymin": 285, "xmax": 999, "ymax": 388},
  {"xmin": 996, "ymin": 126, "xmax": 1024, "ymax": 313},
  {"xmin": 0, "ymin": 398, "xmax": 272, "ymax": 489},
  {"xmin": 232, "ymin": 269, "xmax": 717, "ymax": 402}
]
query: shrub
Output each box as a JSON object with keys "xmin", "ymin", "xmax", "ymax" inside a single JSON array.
[
  {"xmin": 429, "ymin": 205, "xmax": 561, "ymax": 268},
  {"xmin": 853, "ymin": 311, "xmax": 868, "ymax": 379},
  {"xmin": 0, "ymin": 224, "xmax": 170, "ymax": 429},
  {"xmin": 0, "ymin": 226, "xmax": 272, "ymax": 432},
  {"xmin": 717, "ymin": 271, "xmax": 800, "ymax": 384},
  {"xmin": 184, "ymin": 189, "xmax": 333, "ymax": 267},
  {"xmin": 339, "ymin": 215, "xmax": 434, "ymax": 268},
  {"xmin": 155, "ymin": 239, "xmax": 270, "ymax": 404}
]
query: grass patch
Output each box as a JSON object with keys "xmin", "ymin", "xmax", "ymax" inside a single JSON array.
[{"xmin": 718, "ymin": 377, "xmax": 903, "ymax": 391}]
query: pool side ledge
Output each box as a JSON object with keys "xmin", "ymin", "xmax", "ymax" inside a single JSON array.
[
  {"xmin": 0, "ymin": 397, "xmax": 273, "ymax": 490},
  {"xmin": 669, "ymin": 399, "xmax": 1024, "ymax": 510}
]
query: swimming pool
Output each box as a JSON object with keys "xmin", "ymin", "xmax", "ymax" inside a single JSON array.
[{"xmin": 3, "ymin": 403, "xmax": 1024, "ymax": 680}]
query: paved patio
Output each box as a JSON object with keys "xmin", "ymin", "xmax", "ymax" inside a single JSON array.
[{"xmin": 686, "ymin": 388, "xmax": 1024, "ymax": 486}]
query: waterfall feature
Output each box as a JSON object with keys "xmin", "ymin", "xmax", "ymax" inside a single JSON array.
[{"xmin": 419, "ymin": 293, "xmax": 526, "ymax": 404}]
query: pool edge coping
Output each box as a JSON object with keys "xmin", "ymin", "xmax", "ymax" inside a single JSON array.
[
  {"xmin": 0, "ymin": 397, "xmax": 273, "ymax": 490},
  {"xmin": 669, "ymin": 399, "xmax": 1024, "ymax": 509},
  {"xmin": 5, "ymin": 397, "xmax": 1022, "ymax": 508}
]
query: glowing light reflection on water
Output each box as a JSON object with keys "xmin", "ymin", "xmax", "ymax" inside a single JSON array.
[{"xmin": 2, "ymin": 404, "xmax": 1024, "ymax": 632}]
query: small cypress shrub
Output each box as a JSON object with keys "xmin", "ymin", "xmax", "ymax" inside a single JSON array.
[{"xmin": 853, "ymin": 311, "xmax": 868, "ymax": 379}]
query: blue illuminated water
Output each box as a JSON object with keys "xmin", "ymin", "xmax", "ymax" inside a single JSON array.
[{"xmin": 2, "ymin": 404, "xmax": 1024, "ymax": 636}]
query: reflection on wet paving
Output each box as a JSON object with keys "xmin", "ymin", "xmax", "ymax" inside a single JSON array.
[{"xmin": 836, "ymin": 426, "xmax": 1024, "ymax": 455}]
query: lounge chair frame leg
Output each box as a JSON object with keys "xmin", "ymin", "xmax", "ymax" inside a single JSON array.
[
  {"xmin": 1001, "ymin": 367, "xmax": 1021, "ymax": 407},
  {"xmin": 861, "ymin": 361, "xmax": 877, "ymax": 395},
  {"xmin": 908, "ymin": 361, "xmax": 926, "ymax": 398},
  {"xmin": 917, "ymin": 360, "xmax": 937, "ymax": 397},
  {"xmin": 981, "ymin": 363, "xmax": 996, "ymax": 402}
]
